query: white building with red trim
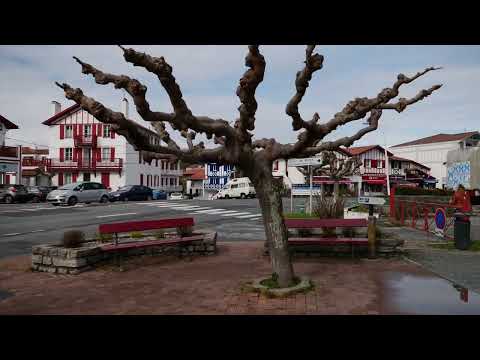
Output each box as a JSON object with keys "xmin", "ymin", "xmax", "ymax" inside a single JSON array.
[
  {"xmin": 0, "ymin": 114, "xmax": 21, "ymax": 185},
  {"xmin": 42, "ymin": 100, "xmax": 182, "ymax": 192},
  {"xmin": 21, "ymin": 147, "xmax": 51, "ymax": 186}
]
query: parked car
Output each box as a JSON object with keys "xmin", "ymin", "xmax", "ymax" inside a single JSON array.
[
  {"xmin": 212, "ymin": 177, "xmax": 256, "ymax": 199},
  {"xmin": 26, "ymin": 186, "xmax": 51, "ymax": 202},
  {"xmin": 109, "ymin": 185, "xmax": 153, "ymax": 202},
  {"xmin": 0, "ymin": 184, "xmax": 31, "ymax": 204},
  {"xmin": 169, "ymin": 192, "xmax": 184, "ymax": 200},
  {"xmin": 152, "ymin": 189, "xmax": 168, "ymax": 200},
  {"xmin": 47, "ymin": 181, "xmax": 110, "ymax": 206}
]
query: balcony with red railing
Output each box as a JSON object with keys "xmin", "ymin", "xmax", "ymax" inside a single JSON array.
[
  {"xmin": 22, "ymin": 158, "xmax": 49, "ymax": 167},
  {"xmin": 46, "ymin": 158, "xmax": 123, "ymax": 172},
  {"xmin": 0, "ymin": 146, "xmax": 19, "ymax": 159},
  {"xmin": 74, "ymin": 134, "xmax": 97, "ymax": 148}
]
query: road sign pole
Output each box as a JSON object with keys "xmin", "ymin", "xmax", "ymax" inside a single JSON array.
[{"xmin": 309, "ymin": 165, "xmax": 313, "ymax": 215}]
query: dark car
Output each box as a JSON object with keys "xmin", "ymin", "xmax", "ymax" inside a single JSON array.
[
  {"xmin": 0, "ymin": 184, "xmax": 31, "ymax": 204},
  {"xmin": 26, "ymin": 186, "xmax": 51, "ymax": 202},
  {"xmin": 109, "ymin": 185, "xmax": 153, "ymax": 202}
]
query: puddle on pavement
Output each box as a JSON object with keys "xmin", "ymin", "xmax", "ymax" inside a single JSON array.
[{"xmin": 382, "ymin": 272, "xmax": 480, "ymax": 315}]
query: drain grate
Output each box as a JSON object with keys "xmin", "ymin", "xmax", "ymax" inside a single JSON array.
[{"xmin": 0, "ymin": 289, "xmax": 14, "ymax": 301}]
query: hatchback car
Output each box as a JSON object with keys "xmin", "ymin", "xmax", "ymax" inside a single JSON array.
[
  {"xmin": 47, "ymin": 181, "xmax": 110, "ymax": 206},
  {"xmin": 26, "ymin": 186, "xmax": 51, "ymax": 202},
  {"xmin": 109, "ymin": 185, "xmax": 153, "ymax": 202},
  {"xmin": 169, "ymin": 192, "xmax": 184, "ymax": 200},
  {"xmin": 0, "ymin": 184, "xmax": 31, "ymax": 204}
]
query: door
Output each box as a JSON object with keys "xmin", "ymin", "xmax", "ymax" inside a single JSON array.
[
  {"xmin": 83, "ymin": 173, "xmax": 91, "ymax": 182},
  {"xmin": 101, "ymin": 173, "xmax": 110, "ymax": 189},
  {"xmin": 83, "ymin": 148, "xmax": 91, "ymax": 168}
]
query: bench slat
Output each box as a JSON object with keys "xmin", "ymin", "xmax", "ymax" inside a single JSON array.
[
  {"xmin": 285, "ymin": 218, "xmax": 368, "ymax": 229},
  {"xmin": 288, "ymin": 237, "xmax": 368, "ymax": 245},
  {"xmin": 100, "ymin": 235, "xmax": 204, "ymax": 252},
  {"xmin": 99, "ymin": 218, "xmax": 194, "ymax": 234}
]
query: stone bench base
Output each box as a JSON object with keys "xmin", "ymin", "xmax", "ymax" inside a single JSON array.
[{"xmin": 31, "ymin": 232, "xmax": 217, "ymax": 275}]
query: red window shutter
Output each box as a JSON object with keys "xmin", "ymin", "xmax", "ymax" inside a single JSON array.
[
  {"xmin": 273, "ymin": 161, "xmax": 279, "ymax": 171},
  {"xmin": 73, "ymin": 124, "xmax": 77, "ymax": 137},
  {"xmin": 371, "ymin": 160, "xmax": 377, "ymax": 168},
  {"xmin": 73, "ymin": 148, "xmax": 78, "ymax": 161},
  {"xmin": 72, "ymin": 173, "xmax": 77, "ymax": 183},
  {"xmin": 78, "ymin": 149, "xmax": 82, "ymax": 165},
  {"xmin": 110, "ymin": 147, "xmax": 115, "ymax": 162},
  {"xmin": 58, "ymin": 173, "xmax": 64, "ymax": 186},
  {"xmin": 77, "ymin": 124, "xmax": 82, "ymax": 138},
  {"xmin": 98, "ymin": 124, "xmax": 103, "ymax": 137},
  {"xmin": 382, "ymin": 160, "xmax": 386, "ymax": 168},
  {"xmin": 92, "ymin": 123, "xmax": 97, "ymax": 136},
  {"xmin": 60, "ymin": 148, "xmax": 64, "ymax": 162},
  {"xmin": 96, "ymin": 148, "xmax": 101, "ymax": 162},
  {"xmin": 5, "ymin": 174, "xmax": 10, "ymax": 184},
  {"xmin": 111, "ymin": 129, "xmax": 115, "ymax": 139},
  {"xmin": 59, "ymin": 125, "xmax": 65, "ymax": 139}
]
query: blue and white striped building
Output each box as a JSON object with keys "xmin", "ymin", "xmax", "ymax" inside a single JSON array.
[{"xmin": 204, "ymin": 163, "xmax": 235, "ymax": 196}]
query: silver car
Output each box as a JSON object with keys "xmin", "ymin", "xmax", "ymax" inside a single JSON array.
[{"xmin": 47, "ymin": 181, "xmax": 110, "ymax": 206}]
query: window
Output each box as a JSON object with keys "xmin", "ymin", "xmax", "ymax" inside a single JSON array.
[
  {"xmin": 65, "ymin": 125, "xmax": 73, "ymax": 138},
  {"xmin": 64, "ymin": 173, "xmax": 72, "ymax": 184},
  {"xmin": 170, "ymin": 162, "xmax": 175, "ymax": 170},
  {"xmin": 170, "ymin": 178, "xmax": 175, "ymax": 186},
  {"xmin": 231, "ymin": 184, "xmax": 239, "ymax": 189},
  {"xmin": 103, "ymin": 125, "xmax": 110, "ymax": 138},
  {"xmin": 102, "ymin": 148, "xmax": 110, "ymax": 161},
  {"xmin": 65, "ymin": 148, "xmax": 73, "ymax": 161},
  {"xmin": 84, "ymin": 125, "xmax": 92, "ymax": 137}
]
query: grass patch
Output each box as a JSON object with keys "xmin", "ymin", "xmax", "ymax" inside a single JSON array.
[
  {"xmin": 260, "ymin": 273, "xmax": 301, "ymax": 289},
  {"xmin": 284, "ymin": 212, "xmax": 318, "ymax": 219}
]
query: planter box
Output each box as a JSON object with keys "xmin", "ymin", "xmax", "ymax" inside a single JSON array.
[{"xmin": 31, "ymin": 232, "xmax": 217, "ymax": 275}]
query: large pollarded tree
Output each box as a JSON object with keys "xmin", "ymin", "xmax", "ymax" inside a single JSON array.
[{"xmin": 56, "ymin": 45, "xmax": 441, "ymax": 287}]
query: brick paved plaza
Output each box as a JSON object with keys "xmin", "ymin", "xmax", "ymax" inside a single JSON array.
[{"xmin": 0, "ymin": 241, "xmax": 434, "ymax": 315}]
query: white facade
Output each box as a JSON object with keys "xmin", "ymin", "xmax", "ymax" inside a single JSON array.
[
  {"xmin": 389, "ymin": 134, "xmax": 480, "ymax": 189},
  {"xmin": 44, "ymin": 102, "xmax": 182, "ymax": 192},
  {"xmin": 272, "ymin": 159, "xmax": 306, "ymax": 187}
]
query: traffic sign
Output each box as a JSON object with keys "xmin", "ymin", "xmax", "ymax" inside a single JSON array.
[
  {"xmin": 358, "ymin": 197, "xmax": 386, "ymax": 206},
  {"xmin": 288, "ymin": 157, "xmax": 324, "ymax": 167}
]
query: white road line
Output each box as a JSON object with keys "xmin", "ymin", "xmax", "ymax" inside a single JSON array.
[
  {"xmin": 206, "ymin": 210, "xmax": 239, "ymax": 215},
  {"xmin": 30, "ymin": 230, "xmax": 45, "ymax": 233},
  {"xmin": 194, "ymin": 208, "xmax": 226, "ymax": 214},
  {"xmin": 168, "ymin": 206, "xmax": 204, "ymax": 211},
  {"xmin": 251, "ymin": 217, "xmax": 262, "ymax": 220},
  {"xmin": 221, "ymin": 212, "xmax": 251, "ymax": 217},
  {"xmin": 236, "ymin": 214, "xmax": 262, "ymax": 219},
  {"xmin": 96, "ymin": 212, "xmax": 137, "ymax": 218},
  {"xmin": 3, "ymin": 233, "xmax": 21, "ymax": 236}
]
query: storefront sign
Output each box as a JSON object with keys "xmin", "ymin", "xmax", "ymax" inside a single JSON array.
[
  {"xmin": 288, "ymin": 157, "xmax": 324, "ymax": 167},
  {"xmin": 358, "ymin": 196, "xmax": 386, "ymax": 206},
  {"xmin": 0, "ymin": 162, "xmax": 19, "ymax": 173}
]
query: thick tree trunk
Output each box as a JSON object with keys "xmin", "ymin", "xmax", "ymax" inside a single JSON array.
[
  {"xmin": 255, "ymin": 174, "xmax": 295, "ymax": 288},
  {"xmin": 333, "ymin": 181, "xmax": 339, "ymax": 203}
]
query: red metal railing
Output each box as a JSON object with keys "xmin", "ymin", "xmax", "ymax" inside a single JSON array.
[
  {"xmin": 74, "ymin": 134, "xmax": 97, "ymax": 148},
  {"xmin": 0, "ymin": 146, "xmax": 19, "ymax": 158},
  {"xmin": 22, "ymin": 158, "xmax": 48, "ymax": 167},
  {"xmin": 46, "ymin": 158, "xmax": 123, "ymax": 172}
]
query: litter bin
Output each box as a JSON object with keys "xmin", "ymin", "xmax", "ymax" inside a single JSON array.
[{"xmin": 454, "ymin": 213, "xmax": 471, "ymax": 250}]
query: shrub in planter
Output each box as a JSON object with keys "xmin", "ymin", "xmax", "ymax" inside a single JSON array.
[
  {"xmin": 313, "ymin": 196, "xmax": 344, "ymax": 236},
  {"xmin": 96, "ymin": 232, "xmax": 113, "ymax": 243},
  {"xmin": 130, "ymin": 232, "xmax": 145, "ymax": 239},
  {"xmin": 62, "ymin": 230, "xmax": 85, "ymax": 248},
  {"xmin": 176, "ymin": 225, "xmax": 193, "ymax": 237}
]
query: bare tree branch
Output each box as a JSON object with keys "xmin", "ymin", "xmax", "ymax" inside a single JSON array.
[
  {"xmin": 234, "ymin": 45, "xmax": 266, "ymax": 133},
  {"xmin": 285, "ymin": 45, "xmax": 324, "ymax": 131},
  {"xmin": 55, "ymin": 82, "xmax": 223, "ymax": 164},
  {"xmin": 119, "ymin": 46, "xmax": 236, "ymax": 139}
]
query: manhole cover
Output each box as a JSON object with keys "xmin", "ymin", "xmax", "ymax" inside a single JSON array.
[{"xmin": 0, "ymin": 289, "xmax": 14, "ymax": 301}]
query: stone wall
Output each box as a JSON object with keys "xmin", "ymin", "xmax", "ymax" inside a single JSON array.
[{"xmin": 32, "ymin": 231, "xmax": 217, "ymax": 275}]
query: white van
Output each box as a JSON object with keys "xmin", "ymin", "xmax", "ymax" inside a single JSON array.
[{"xmin": 212, "ymin": 177, "xmax": 256, "ymax": 199}]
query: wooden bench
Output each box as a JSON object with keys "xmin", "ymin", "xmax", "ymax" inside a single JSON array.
[
  {"xmin": 98, "ymin": 217, "xmax": 204, "ymax": 258},
  {"xmin": 285, "ymin": 218, "xmax": 369, "ymax": 257}
]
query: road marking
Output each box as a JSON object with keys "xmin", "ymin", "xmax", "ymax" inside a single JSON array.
[
  {"xmin": 96, "ymin": 212, "xmax": 137, "ymax": 218},
  {"xmin": 221, "ymin": 212, "xmax": 251, "ymax": 217},
  {"xmin": 193, "ymin": 208, "xmax": 226, "ymax": 214},
  {"xmin": 3, "ymin": 233, "xmax": 21, "ymax": 236},
  {"xmin": 30, "ymin": 230, "xmax": 45, "ymax": 233},
  {"xmin": 166, "ymin": 206, "xmax": 204, "ymax": 211},
  {"xmin": 236, "ymin": 214, "xmax": 262, "ymax": 219}
]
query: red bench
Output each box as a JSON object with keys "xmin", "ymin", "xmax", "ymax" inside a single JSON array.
[
  {"xmin": 98, "ymin": 217, "xmax": 204, "ymax": 256},
  {"xmin": 285, "ymin": 218, "xmax": 369, "ymax": 256}
]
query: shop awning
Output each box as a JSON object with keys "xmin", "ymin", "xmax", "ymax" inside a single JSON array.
[{"xmin": 364, "ymin": 179, "xmax": 386, "ymax": 185}]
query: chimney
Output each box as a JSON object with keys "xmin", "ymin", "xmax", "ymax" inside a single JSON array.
[
  {"xmin": 122, "ymin": 97, "xmax": 129, "ymax": 118},
  {"xmin": 51, "ymin": 101, "xmax": 61, "ymax": 115}
]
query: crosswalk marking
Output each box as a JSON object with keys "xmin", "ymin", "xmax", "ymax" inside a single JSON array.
[
  {"xmin": 221, "ymin": 212, "xmax": 251, "ymax": 217},
  {"xmin": 236, "ymin": 214, "xmax": 262, "ymax": 219},
  {"xmin": 193, "ymin": 208, "xmax": 226, "ymax": 214}
]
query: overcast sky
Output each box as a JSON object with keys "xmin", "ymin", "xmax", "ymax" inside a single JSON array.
[{"xmin": 1, "ymin": 45, "xmax": 479, "ymax": 150}]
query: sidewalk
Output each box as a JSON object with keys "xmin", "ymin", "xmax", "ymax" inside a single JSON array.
[{"xmin": 0, "ymin": 241, "xmax": 429, "ymax": 315}]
